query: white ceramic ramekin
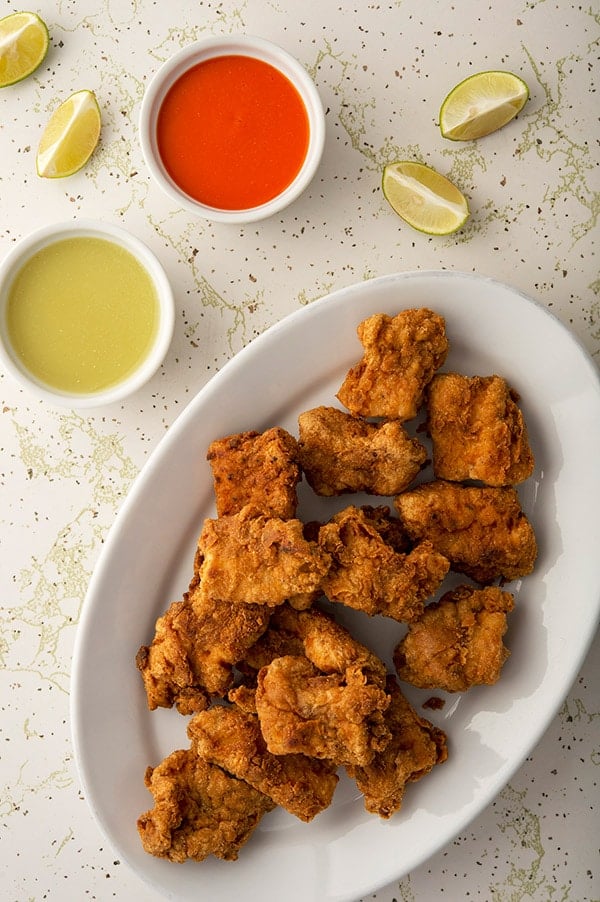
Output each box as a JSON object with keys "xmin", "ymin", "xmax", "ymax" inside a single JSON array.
[
  {"xmin": 139, "ymin": 35, "xmax": 326, "ymax": 223},
  {"xmin": 0, "ymin": 219, "xmax": 175, "ymax": 408}
]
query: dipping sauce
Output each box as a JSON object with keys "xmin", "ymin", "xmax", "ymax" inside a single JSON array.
[
  {"xmin": 156, "ymin": 54, "xmax": 310, "ymax": 210},
  {"xmin": 6, "ymin": 237, "xmax": 159, "ymax": 394}
]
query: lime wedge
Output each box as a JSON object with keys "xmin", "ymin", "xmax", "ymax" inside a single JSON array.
[
  {"xmin": 0, "ymin": 11, "xmax": 49, "ymax": 88},
  {"xmin": 36, "ymin": 89, "xmax": 101, "ymax": 178},
  {"xmin": 440, "ymin": 70, "xmax": 529, "ymax": 141},
  {"xmin": 382, "ymin": 161, "xmax": 469, "ymax": 235}
]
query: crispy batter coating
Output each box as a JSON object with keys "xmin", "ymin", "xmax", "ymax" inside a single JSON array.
[
  {"xmin": 227, "ymin": 684, "xmax": 259, "ymax": 713},
  {"xmin": 359, "ymin": 505, "xmax": 412, "ymax": 553},
  {"xmin": 238, "ymin": 618, "xmax": 305, "ymax": 676},
  {"xmin": 188, "ymin": 704, "xmax": 339, "ymax": 822},
  {"xmin": 135, "ymin": 581, "xmax": 271, "ymax": 711},
  {"xmin": 393, "ymin": 584, "xmax": 515, "ymax": 691},
  {"xmin": 394, "ymin": 480, "xmax": 537, "ymax": 583},
  {"xmin": 244, "ymin": 603, "xmax": 388, "ymax": 685},
  {"xmin": 207, "ymin": 427, "xmax": 301, "ymax": 518},
  {"xmin": 347, "ymin": 677, "xmax": 448, "ymax": 818},
  {"xmin": 256, "ymin": 654, "xmax": 391, "ymax": 767},
  {"xmin": 336, "ymin": 308, "xmax": 449, "ymax": 421},
  {"xmin": 318, "ymin": 506, "xmax": 449, "ymax": 622},
  {"xmin": 427, "ymin": 373, "xmax": 534, "ymax": 486},
  {"xmin": 300, "ymin": 505, "xmax": 411, "ymax": 556},
  {"xmin": 197, "ymin": 505, "xmax": 331, "ymax": 607},
  {"xmin": 137, "ymin": 749, "xmax": 275, "ymax": 862},
  {"xmin": 241, "ymin": 604, "xmax": 391, "ymax": 767},
  {"xmin": 297, "ymin": 406, "xmax": 427, "ymax": 496}
]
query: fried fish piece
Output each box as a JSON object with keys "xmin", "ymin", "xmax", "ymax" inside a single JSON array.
[
  {"xmin": 227, "ymin": 684, "xmax": 259, "ymax": 713},
  {"xmin": 207, "ymin": 427, "xmax": 301, "ymax": 518},
  {"xmin": 394, "ymin": 480, "xmax": 537, "ymax": 583},
  {"xmin": 426, "ymin": 373, "xmax": 534, "ymax": 486},
  {"xmin": 336, "ymin": 308, "xmax": 449, "ymax": 421},
  {"xmin": 137, "ymin": 749, "xmax": 275, "ymax": 862},
  {"xmin": 393, "ymin": 584, "xmax": 515, "ymax": 691},
  {"xmin": 297, "ymin": 406, "xmax": 427, "ymax": 496},
  {"xmin": 346, "ymin": 677, "xmax": 448, "ymax": 818},
  {"xmin": 255, "ymin": 654, "xmax": 391, "ymax": 767},
  {"xmin": 358, "ymin": 504, "xmax": 412, "ymax": 553},
  {"xmin": 243, "ymin": 604, "xmax": 391, "ymax": 767},
  {"xmin": 135, "ymin": 580, "xmax": 271, "ymax": 711},
  {"xmin": 318, "ymin": 506, "xmax": 449, "ymax": 622},
  {"xmin": 245, "ymin": 603, "xmax": 388, "ymax": 685},
  {"xmin": 197, "ymin": 505, "xmax": 331, "ymax": 607},
  {"xmin": 188, "ymin": 704, "xmax": 339, "ymax": 822},
  {"xmin": 238, "ymin": 610, "xmax": 306, "ymax": 674}
]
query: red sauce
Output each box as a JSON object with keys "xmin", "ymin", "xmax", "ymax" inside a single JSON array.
[{"xmin": 156, "ymin": 54, "xmax": 310, "ymax": 210}]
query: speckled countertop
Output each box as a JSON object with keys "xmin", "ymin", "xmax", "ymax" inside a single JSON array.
[{"xmin": 1, "ymin": 2, "xmax": 598, "ymax": 901}]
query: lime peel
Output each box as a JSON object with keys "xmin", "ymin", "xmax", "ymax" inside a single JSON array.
[
  {"xmin": 440, "ymin": 70, "xmax": 529, "ymax": 141},
  {"xmin": 0, "ymin": 11, "xmax": 49, "ymax": 88},
  {"xmin": 36, "ymin": 89, "xmax": 102, "ymax": 179},
  {"xmin": 382, "ymin": 161, "xmax": 470, "ymax": 236}
]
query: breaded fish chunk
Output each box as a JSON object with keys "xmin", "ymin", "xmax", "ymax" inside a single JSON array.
[
  {"xmin": 197, "ymin": 505, "xmax": 331, "ymax": 607},
  {"xmin": 427, "ymin": 373, "xmax": 534, "ymax": 485},
  {"xmin": 394, "ymin": 480, "xmax": 537, "ymax": 583},
  {"xmin": 336, "ymin": 308, "xmax": 449, "ymax": 421},
  {"xmin": 358, "ymin": 504, "xmax": 412, "ymax": 553},
  {"xmin": 297, "ymin": 406, "xmax": 427, "ymax": 496},
  {"xmin": 188, "ymin": 704, "xmax": 338, "ymax": 822},
  {"xmin": 237, "ymin": 618, "xmax": 305, "ymax": 677},
  {"xmin": 393, "ymin": 584, "xmax": 515, "ymax": 691},
  {"xmin": 346, "ymin": 677, "xmax": 448, "ymax": 818},
  {"xmin": 135, "ymin": 580, "xmax": 271, "ymax": 711},
  {"xmin": 207, "ymin": 427, "xmax": 301, "ymax": 518},
  {"xmin": 256, "ymin": 654, "xmax": 391, "ymax": 767},
  {"xmin": 240, "ymin": 604, "xmax": 391, "ymax": 767},
  {"xmin": 318, "ymin": 506, "xmax": 449, "ymax": 622},
  {"xmin": 137, "ymin": 749, "xmax": 275, "ymax": 862},
  {"xmin": 244, "ymin": 603, "xmax": 388, "ymax": 685}
]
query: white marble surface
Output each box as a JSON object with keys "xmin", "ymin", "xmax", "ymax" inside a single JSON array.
[{"xmin": 1, "ymin": 1, "xmax": 598, "ymax": 901}]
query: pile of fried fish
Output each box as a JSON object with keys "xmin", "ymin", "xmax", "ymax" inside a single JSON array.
[{"xmin": 135, "ymin": 307, "xmax": 537, "ymax": 863}]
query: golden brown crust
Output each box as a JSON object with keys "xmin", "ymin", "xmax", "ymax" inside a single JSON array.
[
  {"xmin": 358, "ymin": 505, "xmax": 412, "ymax": 553},
  {"xmin": 227, "ymin": 684, "xmax": 258, "ymax": 713},
  {"xmin": 427, "ymin": 373, "xmax": 534, "ymax": 485},
  {"xmin": 137, "ymin": 749, "xmax": 275, "ymax": 862},
  {"xmin": 394, "ymin": 480, "xmax": 537, "ymax": 583},
  {"xmin": 346, "ymin": 677, "xmax": 448, "ymax": 818},
  {"xmin": 257, "ymin": 603, "xmax": 388, "ymax": 684},
  {"xmin": 239, "ymin": 613, "xmax": 307, "ymax": 674},
  {"xmin": 393, "ymin": 584, "xmax": 515, "ymax": 691},
  {"xmin": 197, "ymin": 505, "xmax": 331, "ymax": 607},
  {"xmin": 255, "ymin": 654, "xmax": 391, "ymax": 767},
  {"xmin": 336, "ymin": 308, "xmax": 448, "ymax": 420},
  {"xmin": 318, "ymin": 506, "xmax": 449, "ymax": 622},
  {"xmin": 135, "ymin": 583, "xmax": 271, "ymax": 710},
  {"xmin": 187, "ymin": 704, "xmax": 339, "ymax": 822},
  {"xmin": 239, "ymin": 605, "xmax": 391, "ymax": 767},
  {"xmin": 298, "ymin": 406, "xmax": 427, "ymax": 496},
  {"xmin": 207, "ymin": 427, "xmax": 301, "ymax": 518}
]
